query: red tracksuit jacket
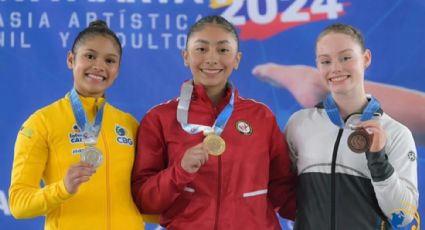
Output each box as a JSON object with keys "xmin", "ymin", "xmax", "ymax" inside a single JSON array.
[{"xmin": 132, "ymin": 84, "xmax": 296, "ymax": 230}]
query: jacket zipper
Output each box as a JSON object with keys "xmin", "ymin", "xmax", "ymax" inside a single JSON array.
[
  {"xmin": 103, "ymin": 131, "xmax": 111, "ymax": 230},
  {"xmin": 96, "ymin": 99, "xmax": 111, "ymax": 230},
  {"xmin": 214, "ymin": 156, "xmax": 222, "ymax": 230},
  {"xmin": 331, "ymin": 128, "xmax": 344, "ymax": 230},
  {"xmin": 212, "ymin": 105, "xmax": 222, "ymax": 230}
]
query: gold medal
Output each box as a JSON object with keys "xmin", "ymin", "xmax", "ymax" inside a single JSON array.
[
  {"xmin": 203, "ymin": 133, "xmax": 226, "ymax": 156},
  {"xmin": 347, "ymin": 128, "xmax": 371, "ymax": 153}
]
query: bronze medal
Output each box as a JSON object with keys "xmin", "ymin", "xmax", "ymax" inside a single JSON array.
[
  {"xmin": 203, "ymin": 133, "xmax": 226, "ymax": 156},
  {"xmin": 347, "ymin": 129, "xmax": 371, "ymax": 153}
]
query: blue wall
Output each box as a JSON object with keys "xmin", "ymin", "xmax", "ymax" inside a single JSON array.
[{"xmin": 1, "ymin": 1, "xmax": 423, "ymax": 229}]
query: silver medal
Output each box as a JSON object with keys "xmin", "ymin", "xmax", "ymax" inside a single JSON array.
[{"xmin": 80, "ymin": 146, "xmax": 103, "ymax": 168}]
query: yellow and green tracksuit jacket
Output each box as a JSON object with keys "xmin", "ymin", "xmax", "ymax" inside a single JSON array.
[{"xmin": 9, "ymin": 94, "xmax": 147, "ymax": 230}]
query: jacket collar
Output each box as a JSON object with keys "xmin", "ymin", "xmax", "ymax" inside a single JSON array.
[
  {"xmin": 191, "ymin": 82, "xmax": 238, "ymax": 111},
  {"xmin": 65, "ymin": 93, "xmax": 106, "ymax": 122}
]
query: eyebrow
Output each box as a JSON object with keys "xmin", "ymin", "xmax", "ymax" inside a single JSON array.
[
  {"xmin": 193, "ymin": 39, "xmax": 231, "ymax": 45},
  {"xmin": 317, "ymin": 48, "xmax": 354, "ymax": 58},
  {"xmin": 84, "ymin": 48, "xmax": 119, "ymax": 58}
]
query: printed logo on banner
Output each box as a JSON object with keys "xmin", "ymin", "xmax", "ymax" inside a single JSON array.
[
  {"xmin": 0, "ymin": 0, "xmax": 348, "ymax": 49},
  {"xmin": 216, "ymin": 0, "xmax": 350, "ymax": 41},
  {"xmin": 0, "ymin": 190, "xmax": 11, "ymax": 216}
]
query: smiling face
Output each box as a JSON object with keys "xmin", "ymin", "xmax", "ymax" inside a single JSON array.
[
  {"xmin": 316, "ymin": 32, "xmax": 371, "ymax": 97},
  {"xmin": 183, "ymin": 23, "xmax": 241, "ymax": 94},
  {"xmin": 67, "ymin": 35, "xmax": 121, "ymax": 98}
]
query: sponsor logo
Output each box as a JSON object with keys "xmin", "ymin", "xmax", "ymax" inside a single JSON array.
[
  {"xmin": 19, "ymin": 126, "xmax": 33, "ymax": 138},
  {"xmin": 72, "ymin": 148, "xmax": 84, "ymax": 155},
  {"xmin": 69, "ymin": 124, "xmax": 84, "ymax": 144},
  {"xmin": 116, "ymin": 124, "xmax": 134, "ymax": 145},
  {"xmin": 407, "ymin": 151, "xmax": 416, "ymax": 162},
  {"xmin": 72, "ymin": 124, "xmax": 81, "ymax": 133}
]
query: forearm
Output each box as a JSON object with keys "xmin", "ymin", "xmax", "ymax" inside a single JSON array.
[
  {"xmin": 372, "ymin": 173, "xmax": 418, "ymax": 226},
  {"xmin": 367, "ymin": 145, "xmax": 418, "ymax": 226},
  {"xmin": 132, "ymin": 163, "xmax": 195, "ymax": 214},
  {"xmin": 9, "ymin": 180, "xmax": 71, "ymax": 218}
]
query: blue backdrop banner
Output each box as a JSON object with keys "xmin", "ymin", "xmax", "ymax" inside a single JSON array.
[{"xmin": 1, "ymin": 1, "xmax": 423, "ymax": 229}]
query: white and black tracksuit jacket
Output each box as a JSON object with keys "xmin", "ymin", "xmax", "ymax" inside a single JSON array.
[{"xmin": 286, "ymin": 103, "xmax": 418, "ymax": 230}]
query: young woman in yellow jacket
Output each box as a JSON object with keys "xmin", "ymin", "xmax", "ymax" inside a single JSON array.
[{"xmin": 9, "ymin": 20, "xmax": 152, "ymax": 230}]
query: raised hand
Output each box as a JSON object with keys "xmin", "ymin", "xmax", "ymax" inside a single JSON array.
[
  {"xmin": 181, "ymin": 143, "xmax": 209, "ymax": 174},
  {"xmin": 64, "ymin": 162, "xmax": 96, "ymax": 194},
  {"xmin": 356, "ymin": 120, "xmax": 386, "ymax": 153}
]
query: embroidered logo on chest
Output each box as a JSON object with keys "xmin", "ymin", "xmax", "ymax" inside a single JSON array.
[
  {"xmin": 116, "ymin": 124, "xmax": 134, "ymax": 146},
  {"xmin": 235, "ymin": 120, "xmax": 252, "ymax": 135}
]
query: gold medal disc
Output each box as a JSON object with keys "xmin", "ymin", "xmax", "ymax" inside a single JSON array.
[{"xmin": 203, "ymin": 134, "xmax": 226, "ymax": 156}]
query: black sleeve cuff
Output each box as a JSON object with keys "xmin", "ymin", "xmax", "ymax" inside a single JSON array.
[{"xmin": 365, "ymin": 150, "xmax": 394, "ymax": 182}]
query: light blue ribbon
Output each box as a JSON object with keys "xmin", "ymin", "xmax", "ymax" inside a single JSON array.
[
  {"xmin": 324, "ymin": 93, "xmax": 380, "ymax": 128},
  {"xmin": 69, "ymin": 88, "xmax": 105, "ymax": 144},
  {"xmin": 177, "ymin": 80, "xmax": 234, "ymax": 135}
]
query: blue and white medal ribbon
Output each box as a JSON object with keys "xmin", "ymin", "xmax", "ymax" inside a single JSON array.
[
  {"xmin": 324, "ymin": 93, "xmax": 380, "ymax": 128},
  {"xmin": 177, "ymin": 80, "xmax": 234, "ymax": 136},
  {"xmin": 69, "ymin": 88, "xmax": 105, "ymax": 167},
  {"xmin": 177, "ymin": 80, "xmax": 234, "ymax": 156},
  {"xmin": 324, "ymin": 93, "xmax": 380, "ymax": 153}
]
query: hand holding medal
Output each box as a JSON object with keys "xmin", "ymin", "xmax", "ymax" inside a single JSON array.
[
  {"xmin": 203, "ymin": 131, "xmax": 226, "ymax": 156},
  {"xmin": 80, "ymin": 145, "xmax": 103, "ymax": 168},
  {"xmin": 64, "ymin": 161, "xmax": 96, "ymax": 194},
  {"xmin": 181, "ymin": 143, "xmax": 209, "ymax": 174},
  {"xmin": 347, "ymin": 124, "xmax": 372, "ymax": 153},
  {"xmin": 349, "ymin": 120, "xmax": 386, "ymax": 153}
]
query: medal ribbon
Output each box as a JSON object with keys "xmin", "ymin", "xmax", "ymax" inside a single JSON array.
[
  {"xmin": 324, "ymin": 93, "xmax": 380, "ymax": 128},
  {"xmin": 177, "ymin": 80, "xmax": 234, "ymax": 135},
  {"xmin": 69, "ymin": 88, "xmax": 106, "ymax": 144}
]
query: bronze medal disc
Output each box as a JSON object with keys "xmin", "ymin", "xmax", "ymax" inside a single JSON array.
[
  {"xmin": 347, "ymin": 129, "xmax": 371, "ymax": 153},
  {"xmin": 203, "ymin": 134, "xmax": 226, "ymax": 156}
]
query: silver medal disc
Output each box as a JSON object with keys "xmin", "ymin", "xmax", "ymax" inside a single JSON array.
[{"xmin": 80, "ymin": 146, "xmax": 103, "ymax": 168}]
